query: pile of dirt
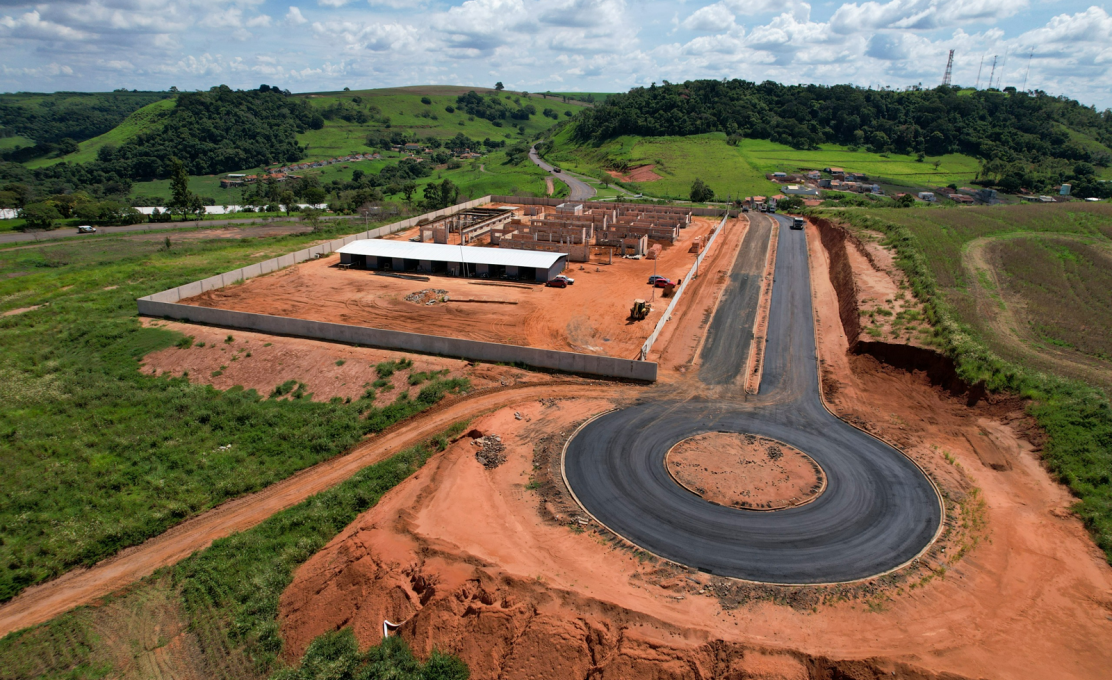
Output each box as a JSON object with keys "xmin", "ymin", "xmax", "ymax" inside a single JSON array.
[
  {"xmin": 405, "ymin": 288, "xmax": 449, "ymax": 305},
  {"xmin": 474, "ymin": 434, "xmax": 506, "ymax": 469},
  {"xmin": 665, "ymin": 432, "xmax": 824, "ymax": 510}
]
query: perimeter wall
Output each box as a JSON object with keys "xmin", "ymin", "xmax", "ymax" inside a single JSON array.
[{"xmin": 137, "ymin": 195, "xmax": 658, "ymax": 382}]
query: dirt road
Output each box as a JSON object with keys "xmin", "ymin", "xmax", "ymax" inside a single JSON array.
[{"xmin": 0, "ymin": 382, "xmax": 624, "ymax": 638}]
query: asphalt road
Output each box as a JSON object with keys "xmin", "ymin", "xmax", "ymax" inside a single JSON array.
[
  {"xmin": 563, "ymin": 214, "xmax": 942, "ymax": 583},
  {"xmin": 529, "ymin": 146, "xmax": 596, "ymax": 201}
]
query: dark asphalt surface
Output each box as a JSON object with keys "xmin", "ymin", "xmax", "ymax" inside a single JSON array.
[
  {"xmin": 698, "ymin": 218, "xmax": 773, "ymax": 385},
  {"xmin": 564, "ymin": 214, "xmax": 942, "ymax": 583},
  {"xmin": 529, "ymin": 146, "xmax": 596, "ymax": 201}
]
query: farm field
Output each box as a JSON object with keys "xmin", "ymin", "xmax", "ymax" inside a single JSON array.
[
  {"xmin": 0, "ymin": 218, "xmax": 478, "ymax": 604},
  {"xmin": 836, "ymin": 203, "xmax": 1112, "ymax": 388},
  {"xmin": 544, "ymin": 128, "xmax": 983, "ymax": 200},
  {"xmin": 840, "ymin": 201, "xmax": 1112, "ymax": 389}
]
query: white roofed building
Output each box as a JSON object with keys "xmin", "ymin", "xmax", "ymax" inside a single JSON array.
[{"xmin": 336, "ymin": 239, "xmax": 567, "ymax": 283}]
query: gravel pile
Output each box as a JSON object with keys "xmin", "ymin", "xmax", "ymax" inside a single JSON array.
[{"xmin": 474, "ymin": 434, "xmax": 506, "ymax": 469}]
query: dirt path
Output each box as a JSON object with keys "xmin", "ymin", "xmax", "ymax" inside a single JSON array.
[
  {"xmin": 963, "ymin": 232, "xmax": 1112, "ymax": 390},
  {"xmin": 0, "ymin": 381, "xmax": 627, "ymax": 638},
  {"xmin": 544, "ymin": 177, "xmax": 554, "ymax": 196}
]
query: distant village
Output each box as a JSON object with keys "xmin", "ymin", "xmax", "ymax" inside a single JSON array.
[{"xmin": 759, "ymin": 165, "xmax": 1094, "ymax": 206}]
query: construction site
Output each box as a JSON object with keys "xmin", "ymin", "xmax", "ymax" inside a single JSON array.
[{"xmin": 181, "ymin": 201, "xmax": 724, "ymax": 360}]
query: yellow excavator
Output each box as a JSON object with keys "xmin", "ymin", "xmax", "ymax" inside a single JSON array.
[{"xmin": 630, "ymin": 299, "xmax": 652, "ymax": 320}]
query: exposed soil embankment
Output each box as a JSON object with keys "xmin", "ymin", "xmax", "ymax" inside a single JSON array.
[
  {"xmin": 854, "ymin": 341, "xmax": 987, "ymax": 406},
  {"xmin": 810, "ymin": 217, "xmax": 861, "ymax": 347}
]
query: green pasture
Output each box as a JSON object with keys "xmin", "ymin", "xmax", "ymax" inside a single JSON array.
[
  {"xmin": 546, "ymin": 128, "xmax": 983, "ymax": 200},
  {"xmin": 0, "ymin": 135, "xmax": 35, "ymax": 150},
  {"xmin": 0, "ymin": 217, "xmax": 474, "ymax": 603}
]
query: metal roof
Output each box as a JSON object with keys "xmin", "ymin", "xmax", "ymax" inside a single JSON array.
[{"xmin": 336, "ymin": 238, "xmax": 566, "ymax": 269}]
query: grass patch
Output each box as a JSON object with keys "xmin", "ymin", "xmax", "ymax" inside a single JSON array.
[
  {"xmin": 0, "ymin": 422, "xmax": 470, "ymax": 679},
  {"xmin": 0, "ymin": 216, "xmax": 465, "ymax": 603},
  {"xmin": 822, "ymin": 203, "xmax": 1112, "ymax": 565},
  {"xmin": 545, "ymin": 128, "xmax": 981, "ymax": 200}
]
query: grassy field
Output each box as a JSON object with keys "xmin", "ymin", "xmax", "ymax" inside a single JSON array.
[
  {"xmin": 827, "ymin": 202, "xmax": 1112, "ymax": 565},
  {"xmin": 0, "ymin": 136, "xmax": 35, "ymax": 150},
  {"xmin": 993, "ymin": 236, "xmax": 1112, "ymax": 360},
  {"xmin": 26, "ymin": 99, "xmax": 176, "ymax": 169},
  {"xmin": 0, "ymin": 425, "xmax": 469, "ymax": 679},
  {"xmin": 295, "ymin": 86, "xmax": 586, "ymax": 161},
  {"xmin": 545, "ymin": 128, "xmax": 983, "ymax": 200},
  {"xmin": 0, "ymin": 220, "xmax": 471, "ymax": 604}
]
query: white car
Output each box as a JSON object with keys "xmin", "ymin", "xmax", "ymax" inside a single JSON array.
[
  {"xmin": 77, "ymin": 225, "xmax": 97, "ymax": 233},
  {"xmin": 555, "ymin": 274, "xmax": 575, "ymax": 285}
]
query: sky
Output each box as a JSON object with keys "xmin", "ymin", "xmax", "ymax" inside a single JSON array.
[{"xmin": 1, "ymin": 0, "xmax": 1110, "ymax": 108}]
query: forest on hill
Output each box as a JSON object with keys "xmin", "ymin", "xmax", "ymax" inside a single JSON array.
[
  {"xmin": 0, "ymin": 90, "xmax": 171, "ymax": 149},
  {"xmin": 0, "ymin": 85, "xmax": 314, "ymax": 197},
  {"xmin": 573, "ymin": 80, "xmax": 1112, "ymax": 196}
]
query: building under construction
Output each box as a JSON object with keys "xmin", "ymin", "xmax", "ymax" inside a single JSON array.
[
  {"xmin": 491, "ymin": 202, "xmax": 693, "ymax": 261},
  {"xmin": 417, "ymin": 207, "xmax": 516, "ymax": 245}
]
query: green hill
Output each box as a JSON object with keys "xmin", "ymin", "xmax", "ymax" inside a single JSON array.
[
  {"xmin": 541, "ymin": 127, "xmax": 982, "ymax": 200},
  {"xmin": 27, "ymin": 98, "xmax": 175, "ymax": 168},
  {"xmin": 293, "ymin": 86, "xmax": 588, "ymax": 160}
]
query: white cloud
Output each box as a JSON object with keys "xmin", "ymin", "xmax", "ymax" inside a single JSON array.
[
  {"xmin": 286, "ymin": 6, "xmax": 308, "ymax": 25},
  {"xmin": 0, "ymin": 0, "xmax": 1107, "ymax": 108}
]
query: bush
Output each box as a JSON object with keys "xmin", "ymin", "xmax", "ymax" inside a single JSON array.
[{"xmin": 273, "ymin": 630, "xmax": 467, "ymax": 680}]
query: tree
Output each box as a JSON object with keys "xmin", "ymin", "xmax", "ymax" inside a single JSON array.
[
  {"xmin": 422, "ymin": 179, "xmax": 459, "ymax": 210},
  {"xmin": 690, "ymin": 178, "xmax": 714, "ymax": 203},
  {"xmin": 279, "ymin": 190, "xmax": 296, "ymax": 215},
  {"xmin": 301, "ymin": 207, "xmax": 324, "ymax": 232},
  {"xmin": 167, "ymin": 157, "xmax": 196, "ymax": 221},
  {"xmin": 894, "ymin": 193, "xmax": 916, "ymax": 208},
  {"xmin": 18, "ymin": 202, "xmax": 62, "ymax": 231},
  {"xmin": 402, "ymin": 181, "xmax": 418, "ymax": 203},
  {"xmin": 495, "ymin": 81, "xmax": 504, "ymax": 91},
  {"xmin": 777, "ymin": 195, "xmax": 804, "ymax": 212}
]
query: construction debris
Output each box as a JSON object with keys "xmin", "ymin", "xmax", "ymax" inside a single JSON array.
[
  {"xmin": 474, "ymin": 434, "xmax": 506, "ymax": 469},
  {"xmin": 405, "ymin": 288, "xmax": 449, "ymax": 305}
]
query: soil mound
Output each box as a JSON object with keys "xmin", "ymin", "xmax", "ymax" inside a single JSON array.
[{"xmin": 666, "ymin": 433, "xmax": 824, "ymax": 510}]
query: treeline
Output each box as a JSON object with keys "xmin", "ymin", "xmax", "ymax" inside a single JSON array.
[
  {"xmin": 0, "ymin": 85, "xmax": 314, "ymax": 198},
  {"xmin": 455, "ymin": 90, "xmax": 535, "ymax": 123},
  {"xmin": 574, "ymin": 80, "xmax": 1112, "ymax": 194},
  {"xmin": 0, "ymin": 90, "xmax": 171, "ymax": 145}
]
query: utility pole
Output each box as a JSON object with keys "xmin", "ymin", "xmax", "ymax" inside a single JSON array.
[
  {"xmin": 942, "ymin": 49, "xmax": 955, "ymax": 86},
  {"xmin": 975, "ymin": 56, "xmax": 984, "ymax": 89}
]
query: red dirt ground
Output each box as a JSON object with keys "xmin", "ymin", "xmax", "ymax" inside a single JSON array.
[
  {"xmin": 275, "ymin": 220, "xmax": 1112, "ymax": 680},
  {"xmin": 182, "ymin": 215, "xmax": 719, "ymax": 359},
  {"xmin": 666, "ymin": 433, "xmax": 823, "ymax": 510},
  {"xmin": 606, "ymin": 165, "xmax": 663, "ymax": 182},
  {"xmin": 139, "ymin": 319, "xmax": 515, "ymax": 408}
]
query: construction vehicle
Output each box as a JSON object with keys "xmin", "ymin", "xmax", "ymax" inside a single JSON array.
[{"xmin": 630, "ymin": 299, "xmax": 652, "ymax": 320}]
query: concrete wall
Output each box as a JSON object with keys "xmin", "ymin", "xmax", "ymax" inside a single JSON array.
[
  {"xmin": 639, "ymin": 210, "xmax": 730, "ymax": 359},
  {"xmin": 493, "ymin": 196, "xmax": 732, "ymax": 219},
  {"xmin": 137, "ymin": 300, "xmax": 657, "ymax": 381},
  {"xmin": 138, "ymin": 194, "xmax": 662, "ymax": 382}
]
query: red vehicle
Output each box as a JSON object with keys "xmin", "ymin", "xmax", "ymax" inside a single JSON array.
[
  {"xmin": 545, "ymin": 278, "xmax": 568, "ymax": 288},
  {"xmin": 653, "ymin": 278, "xmax": 674, "ymax": 288}
]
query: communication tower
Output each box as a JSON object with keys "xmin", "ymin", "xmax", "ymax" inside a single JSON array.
[
  {"xmin": 975, "ymin": 56, "xmax": 984, "ymax": 89},
  {"xmin": 942, "ymin": 50, "xmax": 955, "ymax": 86},
  {"xmin": 987, "ymin": 55, "xmax": 998, "ymax": 89}
]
